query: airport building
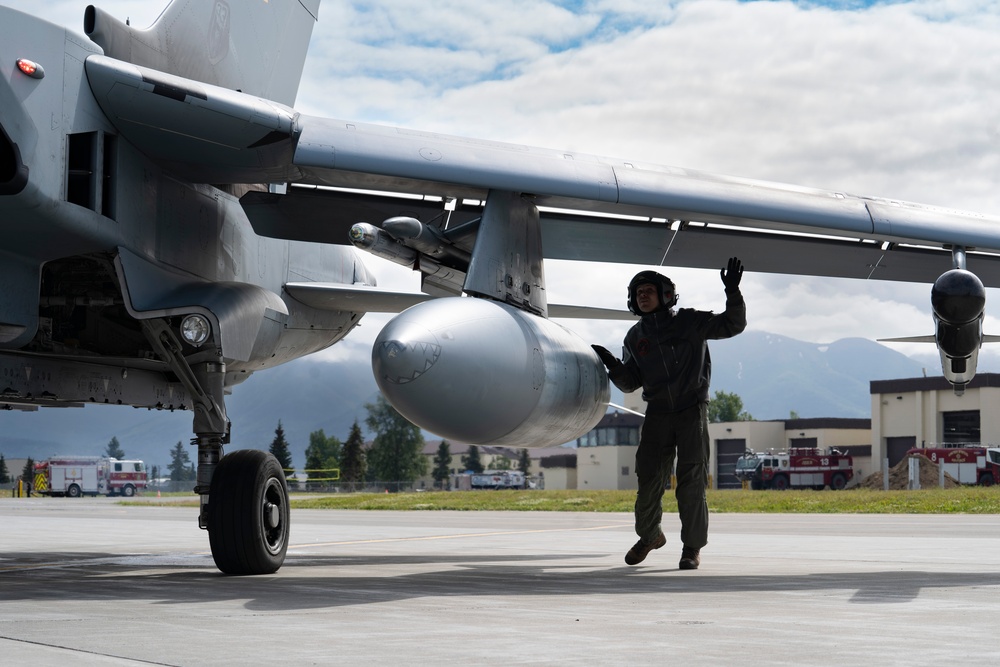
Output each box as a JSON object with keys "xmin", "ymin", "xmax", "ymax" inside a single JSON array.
[
  {"xmin": 575, "ymin": 410, "xmax": 871, "ymax": 490},
  {"xmin": 566, "ymin": 373, "xmax": 1000, "ymax": 490},
  {"xmin": 409, "ymin": 373, "xmax": 1000, "ymax": 492},
  {"xmin": 871, "ymin": 373, "xmax": 1000, "ymax": 466}
]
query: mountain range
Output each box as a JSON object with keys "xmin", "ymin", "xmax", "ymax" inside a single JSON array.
[{"xmin": 0, "ymin": 331, "xmax": 935, "ymax": 472}]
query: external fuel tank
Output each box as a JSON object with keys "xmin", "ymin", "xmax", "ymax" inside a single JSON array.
[{"xmin": 372, "ymin": 297, "xmax": 610, "ymax": 448}]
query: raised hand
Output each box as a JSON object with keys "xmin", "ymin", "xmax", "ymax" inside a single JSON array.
[{"xmin": 721, "ymin": 256, "xmax": 743, "ymax": 291}]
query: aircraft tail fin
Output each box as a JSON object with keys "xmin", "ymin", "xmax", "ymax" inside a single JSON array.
[{"xmin": 84, "ymin": 0, "xmax": 320, "ymax": 106}]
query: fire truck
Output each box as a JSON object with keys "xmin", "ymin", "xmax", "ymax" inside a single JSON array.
[
  {"xmin": 905, "ymin": 445, "xmax": 1000, "ymax": 486},
  {"xmin": 735, "ymin": 447, "xmax": 854, "ymax": 490},
  {"xmin": 471, "ymin": 470, "xmax": 527, "ymax": 489},
  {"xmin": 33, "ymin": 456, "xmax": 148, "ymax": 497}
]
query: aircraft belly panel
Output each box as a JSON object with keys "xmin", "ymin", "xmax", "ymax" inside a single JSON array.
[{"xmin": 0, "ymin": 350, "xmax": 192, "ymax": 410}]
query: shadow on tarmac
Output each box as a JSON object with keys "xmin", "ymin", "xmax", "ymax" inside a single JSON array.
[{"xmin": 3, "ymin": 550, "xmax": 998, "ymax": 610}]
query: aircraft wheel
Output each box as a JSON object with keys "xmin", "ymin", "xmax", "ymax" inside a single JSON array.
[{"xmin": 207, "ymin": 449, "xmax": 290, "ymax": 575}]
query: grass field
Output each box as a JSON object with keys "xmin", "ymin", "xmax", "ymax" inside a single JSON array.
[{"xmin": 130, "ymin": 486, "xmax": 1000, "ymax": 513}]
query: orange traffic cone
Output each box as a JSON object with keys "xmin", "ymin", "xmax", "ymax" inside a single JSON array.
[{"xmin": 157, "ymin": 490, "xmax": 161, "ymax": 498}]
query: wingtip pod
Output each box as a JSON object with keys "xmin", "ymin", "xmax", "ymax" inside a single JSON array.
[
  {"xmin": 931, "ymin": 268, "xmax": 987, "ymax": 388},
  {"xmin": 931, "ymin": 268, "xmax": 985, "ymax": 326},
  {"xmin": 880, "ymin": 268, "xmax": 990, "ymax": 390},
  {"xmin": 372, "ymin": 298, "xmax": 610, "ymax": 448}
]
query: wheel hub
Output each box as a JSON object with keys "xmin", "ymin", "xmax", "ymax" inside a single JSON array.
[{"xmin": 264, "ymin": 501, "xmax": 280, "ymax": 529}]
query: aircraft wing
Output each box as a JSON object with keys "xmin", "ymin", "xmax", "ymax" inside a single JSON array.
[
  {"xmin": 285, "ymin": 283, "xmax": 633, "ymax": 319},
  {"xmin": 84, "ymin": 55, "xmax": 1000, "ymax": 287}
]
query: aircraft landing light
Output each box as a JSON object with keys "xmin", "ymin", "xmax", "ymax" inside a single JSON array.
[{"xmin": 16, "ymin": 58, "xmax": 45, "ymax": 79}]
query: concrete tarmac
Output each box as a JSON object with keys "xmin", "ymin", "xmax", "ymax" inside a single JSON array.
[{"xmin": 2, "ymin": 497, "xmax": 1000, "ymax": 666}]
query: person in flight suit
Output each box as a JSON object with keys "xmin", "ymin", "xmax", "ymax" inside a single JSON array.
[{"xmin": 593, "ymin": 258, "xmax": 746, "ymax": 569}]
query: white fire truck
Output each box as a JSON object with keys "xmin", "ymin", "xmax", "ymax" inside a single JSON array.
[
  {"xmin": 735, "ymin": 447, "xmax": 854, "ymax": 490},
  {"xmin": 34, "ymin": 456, "xmax": 148, "ymax": 497},
  {"xmin": 471, "ymin": 471, "xmax": 527, "ymax": 489},
  {"xmin": 905, "ymin": 445, "xmax": 1000, "ymax": 486}
]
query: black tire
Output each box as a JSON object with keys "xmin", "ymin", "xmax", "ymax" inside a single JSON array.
[
  {"xmin": 121, "ymin": 484, "xmax": 136, "ymax": 497},
  {"xmin": 772, "ymin": 474, "xmax": 790, "ymax": 491},
  {"xmin": 67, "ymin": 484, "xmax": 82, "ymax": 498},
  {"xmin": 830, "ymin": 473, "xmax": 847, "ymax": 490},
  {"xmin": 207, "ymin": 449, "xmax": 290, "ymax": 575},
  {"xmin": 980, "ymin": 473, "xmax": 995, "ymax": 487}
]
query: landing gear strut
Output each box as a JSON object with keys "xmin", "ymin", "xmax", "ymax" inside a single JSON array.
[{"xmin": 142, "ymin": 318, "xmax": 291, "ymax": 575}]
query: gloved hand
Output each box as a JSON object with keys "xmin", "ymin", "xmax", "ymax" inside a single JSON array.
[
  {"xmin": 592, "ymin": 344, "xmax": 621, "ymax": 371},
  {"xmin": 721, "ymin": 256, "xmax": 743, "ymax": 292}
]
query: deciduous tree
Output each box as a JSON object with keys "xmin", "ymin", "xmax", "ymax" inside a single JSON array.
[
  {"xmin": 365, "ymin": 395, "xmax": 426, "ymax": 486},
  {"xmin": 708, "ymin": 390, "xmax": 753, "ymax": 423},
  {"xmin": 304, "ymin": 429, "xmax": 341, "ymax": 488}
]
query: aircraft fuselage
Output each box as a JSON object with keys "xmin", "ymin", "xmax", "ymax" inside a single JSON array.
[{"xmin": 0, "ymin": 7, "xmax": 368, "ymax": 411}]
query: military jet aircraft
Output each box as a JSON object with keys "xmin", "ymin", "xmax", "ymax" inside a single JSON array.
[{"xmin": 2, "ymin": 0, "xmax": 999, "ymax": 575}]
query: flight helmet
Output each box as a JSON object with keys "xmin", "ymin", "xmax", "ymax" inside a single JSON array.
[{"xmin": 627, "ymin": 270, "xmax": 677, "ymax": 315}]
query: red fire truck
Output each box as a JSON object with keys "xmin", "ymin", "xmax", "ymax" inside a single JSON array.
[
  {"xmin": 735, "ymin": 447, "xmax": 854, "ymax": 490},
  {"xmin": 34, "ymin": 456, "xmax": 148, "ymax": 497},
  {"xmin": 905, "ymin": 445, "xmax": 1000, "ymax": 486}
]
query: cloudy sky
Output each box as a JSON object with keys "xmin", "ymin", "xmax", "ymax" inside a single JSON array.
[{"xmin": 8, "ymin": 0, "xmax": 1000, "ymax": 372}]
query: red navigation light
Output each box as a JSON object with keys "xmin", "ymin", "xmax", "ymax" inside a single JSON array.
[{"xmin": 16, "ymin": 58, "xmax": 45, "ymax": 79}]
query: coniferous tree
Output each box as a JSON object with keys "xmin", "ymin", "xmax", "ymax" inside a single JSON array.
[
  {"xmin": 168, "ymin": 442, "xmax": 195, "ymax": 482},
  {"xmin": 304, "ymin": 429, "xmax": 341, "ymax": 489},
  {"xmin": 105, "ymin": 436, "xmax": 125, "ymax": 459},
  {"xmin": 21, "ymin": 457, "xmax": 35, "ymax": 485},
  {"xmin": 0, "ymin": 454, "xmax": 9, "ymax": 484},
  {"xmin": 432, "ymin": 440, "xmax": 452, "ymax": 490},
  {"xmin": 269, "ymin": 420, "xmax": 294, "ymax": 478},
  {"xmin": 517, "ymin": 448, "xmax": 531, "ymax": 475},
  {"xmin": 340, "ymin": 421, "xmax": 366, "ymax": 489},
  {"xmin": 365, "ymin": 395, "xmax": 426, "ymax": 488},
  {"xmin": 462, "ymin": 445, "xmax": 484, "ymax": 474}
]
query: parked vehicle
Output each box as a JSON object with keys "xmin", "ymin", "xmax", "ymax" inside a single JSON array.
[
  {"xmin": 735, "ymin": 447, "xmax": 854, "ymax": 490},
  {"xmin": 34, "ymin": 456, "xmax": 148, "ymax": 497}
]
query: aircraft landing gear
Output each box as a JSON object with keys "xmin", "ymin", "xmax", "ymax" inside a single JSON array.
[
  {"xmin": 141, "ymin": 318, "xmax": 291, "ymax": 575},
  {"xmin": 207, "ymin": 449, "xmax": 290, "ymax": 575}
]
